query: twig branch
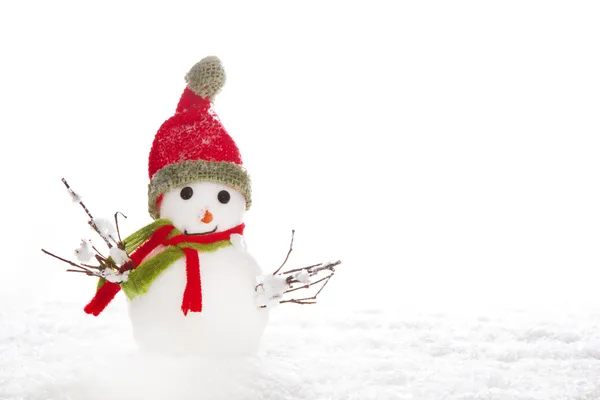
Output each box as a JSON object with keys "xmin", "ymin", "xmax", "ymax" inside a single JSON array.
[
  {"xmin": 44, "ymin": 179, "xmax": 131, "ymax": 284},
  {"xmin": 81, "ymin": 263, "xmax": 101, "ymax": 270},
  {"xmin": 41, "ymin": 249, "xmax": 100, "ymax": 276},
  {"xmin": 281, "ymin": 263, "xmax": 322, "ymax": 275},
  {"xmin": 88, "ymin": 220, "xmax": 113, "ymax": 248},
  {"xmin": 114, "ymin": 211, "xmax": 127, "ymax": 245},
  {"xmin": 272, "ymin": 229, "xmax": 295, "ymax": 275},
  {"xmin": 91, "ymin": 245, "xmax": 107, "ymax": 260},
  {"xmin": 281, "ymin": 274, "xmax": 333, "ymax": 305},
  {"xmin": 66, "ymin": 269, "xmax": 95, "ymax": 275},
  {"xmin": 257, "ymin": 226, "xmax": 341, "ymax": 308},
  {"xmin": 62, "ymin": 178, "xmax": 93, "ymax": 219},
  {"xmin": 107, "ymin": 235, "xmax": 118, "ymax": 247},
  {"xmin": 42, "ymin": 248, "xmax": 84, "ymax": 269},
  {"xmin": 281, "ymin": 261, "xmax": 341, "ymax": 277},
  {"xmin": 280, "ymin": 298, "xmax": 318, "ymax": 305},
  {"xmin": 313, "ymin": 273, "xmax": 333, "ymax": 297},
  {"xmin": 62, "ymin": 178, "xmax": 113, "ymax": 249},
  {"xmin": 283, "ymin": 261, "xmax": 340, "ymax": 286},
  {"xmin": 309, "ymin": 261, "xmax": 341, "ymax": 275},
  {"xmin": 284, "ymin": 274, "xmax": 332, "ymax": 295},
  {"xmin": 95, "ymin": 255, "xmax": 118, "ymax": 271}
]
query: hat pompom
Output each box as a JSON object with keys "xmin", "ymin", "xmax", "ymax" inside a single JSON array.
[{"xmin": 185, "ymin": 56, "xmax": 226, "ymax": 101}]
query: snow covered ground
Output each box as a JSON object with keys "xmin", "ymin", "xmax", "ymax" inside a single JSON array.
[
  {"xmin": 3, "ymin": 283, "xmax": 600, "ymax": 400},
  {"xmin": 2, "ymin": 1, "xmax": 600, "ymax": 399}
]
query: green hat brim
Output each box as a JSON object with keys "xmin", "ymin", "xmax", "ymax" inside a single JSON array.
[{"xmin": 148, "ymin": 160, "xmax": 252, "ymax": 219}]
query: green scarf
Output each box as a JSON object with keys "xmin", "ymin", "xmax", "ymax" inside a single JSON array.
[{"xmin": 84, "ymin": 219, "xmax": 244, "ymax": 316}]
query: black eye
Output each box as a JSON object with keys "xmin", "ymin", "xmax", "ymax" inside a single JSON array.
[
  {"xmin": 180, "ymin": 187, "xmax": 193, "ymax": 200},
  {"xmin": 218, "ymin": 190, "xmax": 230, "ymax": 204}
]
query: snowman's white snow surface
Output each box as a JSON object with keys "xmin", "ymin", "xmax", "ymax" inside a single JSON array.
[{"xmin": 127, "ymin": 181, "xmax": 269, "ymax": 355}]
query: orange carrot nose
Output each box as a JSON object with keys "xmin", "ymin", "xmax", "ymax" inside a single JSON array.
[{"xmin": 201, "ymin": 210, "xmax": 214, "ymax": 224}]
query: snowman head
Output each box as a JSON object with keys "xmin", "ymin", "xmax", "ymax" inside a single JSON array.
[
  {"xmin": 147, "ymin": 56, "xmax": 252, "ymax": 222},
  {"xmin": 159, "ymin": 181, "xmax": 246, "ymax": 234}
]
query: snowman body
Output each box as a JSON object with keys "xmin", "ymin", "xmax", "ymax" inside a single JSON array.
[{"xmin": 127, "ymin": 181, "xmax": 269, "ymax": 355}]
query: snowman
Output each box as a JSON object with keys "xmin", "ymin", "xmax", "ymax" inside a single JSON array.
[{"xmin": 83, "ymin": 56, "xmax": 270, "ymax": 355}]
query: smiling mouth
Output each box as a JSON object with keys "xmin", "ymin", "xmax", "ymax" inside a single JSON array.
[{"xmin": 184, "ymin": 226, "xmax": 219, "ymax": 236}]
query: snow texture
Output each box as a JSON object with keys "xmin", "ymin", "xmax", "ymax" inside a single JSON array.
[
  {"xmin": 230, "ymin": 233, "xmax": 246, "ymax": 252},
  {"xmin": 292, "ymin": 270, "xmax": 311, "ymax": 284},
  {"xmin": 2, "ymin": 290, "xmax": 600, "ymax": 400},
  {"xmin": 74, "ymin": 240, "xmax": 93, "ymax": 263},
  {"xmin": 255, "ymin": 274, "xmax": 288, "ymax": 308},
  {"xmin": 92, "ymin": 218, "xmax": 117, "ymax": 239},
  {"xmin": 101, "ymin": 269, "xmax": 129, "ymax": 283},
  {"xmin": 109, "ymin": 247, "xmax": 130, "ymax": 265},
  {"xmin": 68, "ymin": 189, "xmax": 81, "ymax": 203}
]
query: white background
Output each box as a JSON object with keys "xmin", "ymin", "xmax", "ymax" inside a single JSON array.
[{"xmin": 1, "ymin": 0, "xmax": 599, "ymax": 311}]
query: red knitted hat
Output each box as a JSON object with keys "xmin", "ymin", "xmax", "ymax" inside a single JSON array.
[{"xmin": 147, "ymin": 56, "xmax": 251, "ymax": 219}]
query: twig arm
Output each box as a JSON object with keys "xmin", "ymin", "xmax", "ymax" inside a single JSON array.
[
  {"xmin": 272, "ymin": 230, "xmax": 295, "ymax": 275},
  {"xmin": 41, "ymin": 249, "xmax": 101, "ymax": 277}
]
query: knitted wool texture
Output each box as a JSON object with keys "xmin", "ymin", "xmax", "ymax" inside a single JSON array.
[
  {"xmin": 147, "ymin": 56, "xmax": 251, "ymax": 219},
  {"xmin": 185, "ymin": 56, "xmax": 226, "ymax": 100},
  {"xmin": 120, "ymin": 238, "xmax": 232, "ymax": 301},
  {"xmin": 86, "ymin": 219, "xmax": 245, "ymax": 316}
]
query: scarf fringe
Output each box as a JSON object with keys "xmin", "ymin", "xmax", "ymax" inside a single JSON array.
[{"xmin": 84, "ymin": 282, "xmax": 121, "ymax": 316}]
